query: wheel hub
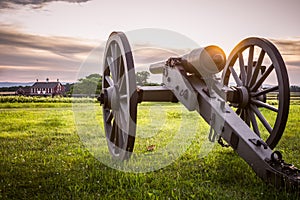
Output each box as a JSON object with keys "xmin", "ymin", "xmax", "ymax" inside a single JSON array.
[
  {"xmin": 103, "ymin": 85, "xmax": 120, "ymax": 111},
  {"xmin": 228, "ymin": 86, "xmax": 266, "ymax": 108},
  {"xmin": 236, "ymin": 86, "xmax": 249, "ymax": 108},
  {"xmin": 227, "ymin": 86, "xmax": 250, "ymax": 108}
]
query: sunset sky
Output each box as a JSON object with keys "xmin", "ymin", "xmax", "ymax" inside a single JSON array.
[{"xmin": 0, "ymin": 0, "xmax": 300, "ymax": 84}]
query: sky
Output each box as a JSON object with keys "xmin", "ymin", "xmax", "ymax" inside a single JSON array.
[{"xmin": 0, "ymin": 0, "xmax": 300, "ymax": 84}]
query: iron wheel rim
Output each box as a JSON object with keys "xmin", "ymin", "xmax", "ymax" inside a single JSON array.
[
  {"xmin": 222, "ymin": 37, "xmax": 290, "ymax": 149},
  {"xmin": 102, "ymin": 32, "xmax": 137, "ymax": 160}
]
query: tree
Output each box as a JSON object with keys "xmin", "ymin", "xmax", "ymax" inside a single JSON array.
[
  {"xmin": 136, "ymin": 71, "xmax": 150, "ymax": 86},
  {"xmin": 72, "ymin": 73, "xmax": 102, "ymax": 96},
  {"xmin": 290, "ymin": 85, "xmax": 300, "ymax": 92},
  {"xmin": 64, "ymin": 83, "xmax": 74, "ymax": 95}
]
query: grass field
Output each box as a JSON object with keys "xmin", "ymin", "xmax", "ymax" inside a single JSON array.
[{"xmin": 0, "ymin": 100, "xmax": 299, "ymax": 199}]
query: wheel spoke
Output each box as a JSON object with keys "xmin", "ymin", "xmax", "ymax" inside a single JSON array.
[
  {"xmin": 105, "ymin": 75, "xmax": 114, "ymax": 86},
  {"xmin": 249, "ymin": 49, "xmax": 265, "ymax": 87},
  {"xmin": 110, "ymin": 121, "xmax": 116, "ymax": 143},
  {"xmin": 240, "ymin": 109, "xmax": 245, "ymax": 120},
  {"xmin": 246, "ymin": 45, "xmax": 254, "ymax": 86},
  {"xmin": 244, "ymin": 108, "xmax": 250, "ymax": 126},
  {"xmin": 238, "ymin": 52, "xmax": 247, "ymax": 85},
  {"xmin": 120, "ymin": 109, "xmax": 127, "ymax": 127},
  {"xmin": 116, "ymin": 54, "xmax": 122, "ymax": 82},
  {"xmin": 229, "ymin": 66, "xmax": 243, "ymax": 86},
  {"xmin": 114, "ymin": 116, "xmax": 121, "ymax": 149},
  {"xmin": 110, "ymin": 43, "xmax": 117, "ymax": 61},
  {"xmin": 248, "ymin": 108, "xmax": 260, "ymax": 137},
  {"xmin": 120, "ymin": 95, "xmax": 128, "ymax": 100},
  {"xmin": 250, "ymin": 105, "xmax": 273, "ymax": 134},
  {"xmin": 115, "ymin": 112, "xmax": 126, "ymax": 149},
  {"xmin": 251, "ymin": 99, "xmax": 278, "ymax": 112},
  {"xmin": 106, "ymin": 110, "xmax": 114, "ymax": 123},
  {"xmin": 251, "ymin": 85, "xmax": 278, "ymax": 97},
  {"xmin": 116, "ymin": 109, "xmax": 128, "ymax": 132},
  {"xmin": 118, "ymin": 127, "xmax": 124, "ymax": 149},
  {"xmin": 119, "ymin": 72, "xmax": 126, "ymax": 94},
  {"xmin": 107, "ymin": 56, "xmax": 117, "ymax": 83},
  {"xmin": 113, "ymin": 46, "xmax": 122, "ymax": 81},
  {"xmin": 251, "ymin": 64, "xmax": 274, "ymax": 92}
]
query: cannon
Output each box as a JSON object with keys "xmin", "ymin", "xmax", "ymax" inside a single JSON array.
[{"xmin": 98, "ymin": 31, "xmax": 300, "ymax": 190}]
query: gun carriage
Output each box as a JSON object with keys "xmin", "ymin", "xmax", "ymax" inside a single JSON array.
[{"xmin": 98, "ymin": 32, "xmax": 300, "ymax": 190}]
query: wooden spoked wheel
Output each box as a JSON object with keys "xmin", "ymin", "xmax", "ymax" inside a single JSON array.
[
  {"xmin": 101, "ymin": 32, "xmax": 138, "ymax": 160},
  {"xmin": 222, "ymin": 37, "xmax": 290, "ymax": 149}
]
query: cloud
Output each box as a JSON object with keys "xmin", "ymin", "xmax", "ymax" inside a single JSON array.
[
  {"xmin": 270, "ymin": 38, "xmax": 300, "ymax": 71},
  {"xmin": 0, "ymin": 46, "xmax": 80, "ymax": 69},
  {"xmin": 0, "ymin": 24, "xmax": 189, "ymax": 82},
  {"xmin": 0, "ymin": 24, "xmax": 102, "ymax": 82},
  {"xmin": 132, "ymin": 48, "xmax": 185, "ymax": 65},
  {"xmin": 0, "ymin": 24, "xmax": 99, "ymax": 58},
  {"xmin": 0, "ymin": 0, "xmax": 91, "ymax": 9},
  {"xmin": 270, "ymin": 38, "xmax": 300, "ymax": 56},
  {"xmin": 286, "ymin": 61, "xmax": 300, "ymax": 67}
]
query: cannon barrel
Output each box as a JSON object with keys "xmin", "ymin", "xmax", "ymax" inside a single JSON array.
[
  {"xmin": 149, "ymin": 61, "xmax": 165, "ymax": 74},
  {"xmin": 149, "ymin": 46, "xmax": 226, "ymax": 76}
]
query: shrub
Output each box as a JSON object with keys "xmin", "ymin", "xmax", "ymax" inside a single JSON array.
[{"xmin": 0, "ymin": 96, "xmax": 97, "ymax": 103}]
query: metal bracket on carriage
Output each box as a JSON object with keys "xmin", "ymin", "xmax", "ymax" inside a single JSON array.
[
  {"xmin": 249, "ymin": 138, "xmax": 268, "ymax": 149},
  {"xmin": 208, "ymin": 113, "xmax": 218, "ymax": 142},
  {"xmin": 208, "ymin": 112, "xmax": 225, "ymax": 143},
  {"xmin": 217, "ymin": 137, "xmax": 230, "ymax": 148}
]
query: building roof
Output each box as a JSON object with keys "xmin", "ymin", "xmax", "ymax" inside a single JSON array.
[{"xmin": 31, "ymin": 82, "xmax": 61, "ymax": 89}]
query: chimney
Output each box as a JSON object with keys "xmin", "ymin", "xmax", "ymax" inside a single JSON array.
[
  {"xmin": 57, "ymin": 79, "xmax": 59, "ymax": 82},
  {"xmin": 46, "ymin": 78, "xmax": 49, "ymax": 82},
  {"xmin": 36, "ymin": 79, "xmax": 38, "ymax": 82}
]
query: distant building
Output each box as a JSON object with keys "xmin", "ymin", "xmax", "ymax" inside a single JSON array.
[
  {"xmin": 31, "ymin": 79, "xmax": 65, "ymax": 96},
  {"xmin": 16, "ymin": 79, "xmax": 65, "ymax": 96},
  {"xmin": 15, "ymin": 87, "xmax": 31, "ymax": 96}
]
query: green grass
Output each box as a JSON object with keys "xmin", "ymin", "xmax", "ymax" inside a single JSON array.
[{"xmin": 0, "ymin": 102, "xmax": 299, "ymax": 199}]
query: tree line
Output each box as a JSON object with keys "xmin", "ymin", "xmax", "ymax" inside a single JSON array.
[
  {"xmin": 3, "ymin": 72, "xmax": 300, "ymax": 95},
  {"xmin": 71, "ymin": 71, "xmax": 159, "ymax": 96},
  {"xmin": 0, "ymin": 71, "xmax": 159, "ymax": 96},
  {"xmin": 71, "ymin": 82, "xmax": 300, "ymax": 95}
]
